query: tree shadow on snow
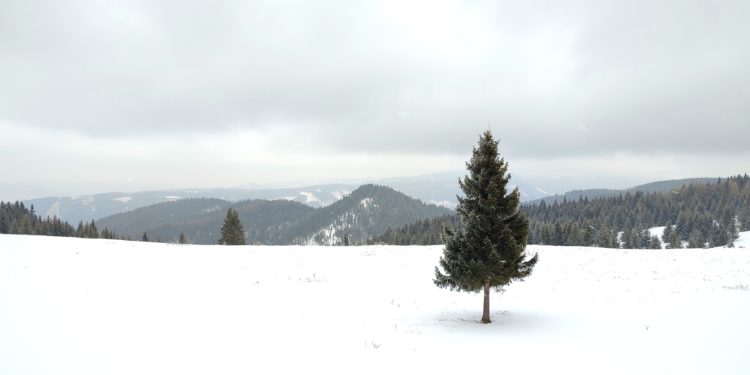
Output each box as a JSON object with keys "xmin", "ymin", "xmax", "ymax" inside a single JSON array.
[{"xmin": 430, "ymin": 309, "xmax": 553, "ymax": 334}]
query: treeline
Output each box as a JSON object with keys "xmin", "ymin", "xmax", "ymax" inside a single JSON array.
[
  {"xmin": 368, "ymin": 175, "xmax": 749, "ymax": 249},
  {"xmin": 0, "ymin": 201, "xmax": 122, "ymax": 240},
  {"xmin": 525, "ymin": 175, "xmax": 748, "ymax": 248},
  {"xmin": 368, "ymin": 215, "xmax": 461, "ymax": 245}
]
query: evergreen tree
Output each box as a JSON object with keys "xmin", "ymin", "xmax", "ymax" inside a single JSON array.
[
  {"xmin": 650, "ymin": 235, "xmax": 662, "ymax": 249},
  {"xmin": 88, "ymin": 220, "xmax": 98, "ymax": 238},
  {"xmin": 639, "ymin": 229, "xmax": 652, "ymax": 249},
  {"xmin": 583, "ymin": 225, "xmax": 594, "ymax": 246},
  {"xmin": 668, "ymin": 228, "xmax": 682, "ymax": 249},
  {"xmin": 708, "ymin": 224, "xmax": 726, "ymax": 248},
  {"xmin": 553, "ymin": 222, "xmax": 564, "ymax": 245},
  {"xmin": 218, "ymin": 208, "xmax": 246, "ymax": 245},
  {"xmin": 728, "ymin": 216, "xmax": 740, "ymax": 247},
  {"xmin": 595, "ymin": 222, "xmax": 614, "ymax": 248},
  {"xmin": 178, "ymin": 232, "xmax": 188, "ymax": 244},
  {"xmin": 688, "ymin": 229, "xmax": 705, "ymax": 248},
  {"xmin": 662, "ymin": 224, "xmax": 673, "ymax": 245},
  {"xmin": 142, "ymin": 232, "xmax": 149, "ymax": 242},
  {"xmin": 567, "ymin": 225, "xmax": 582, "ymax": 246},
  {"xmin": 434, "ymin": 131, "xmax": 538, "ymax": 324}
]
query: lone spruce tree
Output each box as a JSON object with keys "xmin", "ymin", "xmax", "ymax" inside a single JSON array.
[
  {"xmin": 434, "ymin": 131, "xmax": 538, "ymax": 324},
  {"xmin": 218, "ymin": 208, "xmax": 246, "ymax": 245}
]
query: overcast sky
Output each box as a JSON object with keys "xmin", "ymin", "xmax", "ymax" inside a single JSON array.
[{"xmin": 1, "ymin": 0, "xmax": 749, "ymax": 200}]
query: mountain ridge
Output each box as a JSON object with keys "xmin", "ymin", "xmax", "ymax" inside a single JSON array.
[
  {"xmin": 525, "ymin": 177, "xmax": 718, "ymax": 205},
  {"xmin": 96, "ymin": 184, "xmax": 451, "ymax": 245},
  {"xmin": 22, "ymin": 172, "xmax": 556, "ymax": 224}
]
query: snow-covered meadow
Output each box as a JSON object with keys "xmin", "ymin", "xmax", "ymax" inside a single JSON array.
[{"xmin": 2, "ymin": 233, "xmax": 749, "ymax": 374}]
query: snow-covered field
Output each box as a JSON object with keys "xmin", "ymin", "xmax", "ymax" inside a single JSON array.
[{"xmin": 1, "ymin": 234, "xmax": 749, "ymax": 374}]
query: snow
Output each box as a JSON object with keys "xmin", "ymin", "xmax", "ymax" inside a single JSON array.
[
  {"xmin": 648, "ymin": 226, "xmax": 666, "ymax": 248},
  {"xmin": 360, "ymin": 197, "xmax": 375, "ymax": 209},
  {"xmin": 648, "ymin": 226, "xmax": 666, "ymax": 239},
  {"xmin": 200, "ymin": 206, "xmax": 222, "ymax": 213},
  {"xmin": 734, "ymin": 231, "xmax": 750, "ymax": 248},
  {"xmin": 299, "ymin": 192, "xmax": 321, "ymax": 204},
  {"xmin": 429, "ymin": 200, "xmax": 456, "ymax": 209},
  {"xmin": 314, "ymin": 224, "xmax": 339, "ymax": 246},
  {"xmin": 113, "ymin": 196, "xmax": 132, "ymax": 203},
  {"xmin": 331, "ymin": 190, "xmax": 348, "ymax": 200},
  {"xmin": 1, "ymin": 234, "xmax": 749, "ymax": 374},
  {"xmin": 164, "ymin": 195, "xmax": 181, "ymax": 201}
]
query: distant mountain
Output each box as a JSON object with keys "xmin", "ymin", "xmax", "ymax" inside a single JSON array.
[
  {"xmin": 526, "ymin": 178, "xmax": 718, "ymax": 205},
  {"xmin": 23, "ymin": 172, "xmax": 553, "ymax": 224},
  {"xmin": 292, "ymin": 184, "xmax": 451, "ymax": 245},
  {"xmin": 96, "ymin": 184, "xmax": 451, "ymax": 245},
  {"xmin": 24, "ymin": 172, "xmax": 720, "ymax": 229},
  {"xmin": 372, "ymin": 171, "xmax": 553, "ymax": 209},
  {"xmin": 24, "ymin": 185, "xmax": 352, "ymax": 224},
  {"xmin": 629, "ymin": 178, "xmax": 719, "ymax": 193}
]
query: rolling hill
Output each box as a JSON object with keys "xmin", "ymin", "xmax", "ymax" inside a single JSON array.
[{"xmin": 96, "ymin": 184, "xmax": 451, "ymax": 245}]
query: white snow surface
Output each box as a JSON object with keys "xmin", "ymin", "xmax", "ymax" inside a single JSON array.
[
  {"xmin": 429, "ymin": 199, "xmax": 456, "ymax": 209},
  {"xmin": 1, "ymin": 234, "xmax": 750, "ymax": 374},
  {"xmin": 648, "ymin": 226, "xmax": 666, "ymax": 240},
  {"xmin": 331, "ymin": 190, "xmax": 348, "ymax": 200},
  {"xmin": 113, "ymin": 196, "xmax": 132, "ymax": 203},
  {"xmin": 299, "ymin": 191, "xmax": 321, "ymax": 204},
  {"xmin": 735, "ymin": 230, "xmax": 750, "ymax": 248},
  {"xmin": 648, "ymin": 226, "xmax": 667, "ymax": 248},
  {"xmin": 360, "ymin": 197, "xmax": 375, "ymax": 209}
]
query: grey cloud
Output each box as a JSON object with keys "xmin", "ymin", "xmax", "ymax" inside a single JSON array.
[{"xmin": 1, "ymin": 0, "xmax": 748, "ymax": 158}]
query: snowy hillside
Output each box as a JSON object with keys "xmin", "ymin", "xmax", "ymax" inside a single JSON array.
[{"xmin": 1, "ymin": 234, "xmax": 749, "ymax": 374}]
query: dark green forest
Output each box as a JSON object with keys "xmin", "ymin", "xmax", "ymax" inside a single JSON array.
[
  {"xmin": 370, "ymin": 175, "xmax": 749, "ymax": 249},
  {"xmin": 526, "ymin": 174, "xmax": 748, "ymax": 248},
  {"xmin": 0, "ymin": 201, "xmax": 120, "ymax": 239},
  {"xmin": 368, "ymin": 215, "xmax": 461, "ymax": 245}
]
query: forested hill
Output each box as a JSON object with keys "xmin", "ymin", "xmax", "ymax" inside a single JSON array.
[
  {"xmin": 528, "ymin": 177, "xmax": 718, "ymax": 205},
  {"xmin": 525, "ymin": 175, "xmax": 749, "ymax": 248},
  {"xmin": 0, "ymin": 201, "xmax": 118, "ymax": 239},
  {"xmin": 96, "ymin": 184, "xmax": 450, "ymax": 245},
  {"xmin": 369, "ymin": 175, "xmax": 750, "ymax": 248},
  {"xmin": 368, "ymin": 214, "xmax": 460, "ymax": 245}
]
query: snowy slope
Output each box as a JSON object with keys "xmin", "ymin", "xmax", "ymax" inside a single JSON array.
[
  {"xmin": 1, "ymin": 234, "xmax": 749, "ymax": 374},
  {"xmin": 734, "ymin": 230, "xmax": 750, "ymax": 248}
]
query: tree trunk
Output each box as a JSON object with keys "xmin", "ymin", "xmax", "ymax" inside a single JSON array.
[{"xmin": 481, "ymin": 281, "xmax": 491, "ymax": 324}]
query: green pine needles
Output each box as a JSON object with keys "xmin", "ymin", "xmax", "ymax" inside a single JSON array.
[
  {"xmin": 218, "ymin": 208, "xmax": 246, "ymax": 245},
  {"xmin": 434, "ymin": 131, "xmax": 538, "ymax": 323}
]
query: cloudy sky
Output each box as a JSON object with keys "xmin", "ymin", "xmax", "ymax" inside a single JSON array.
[{"xmin": 1, "ymin": 0, "xmax": 748, "ymax": 200}]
